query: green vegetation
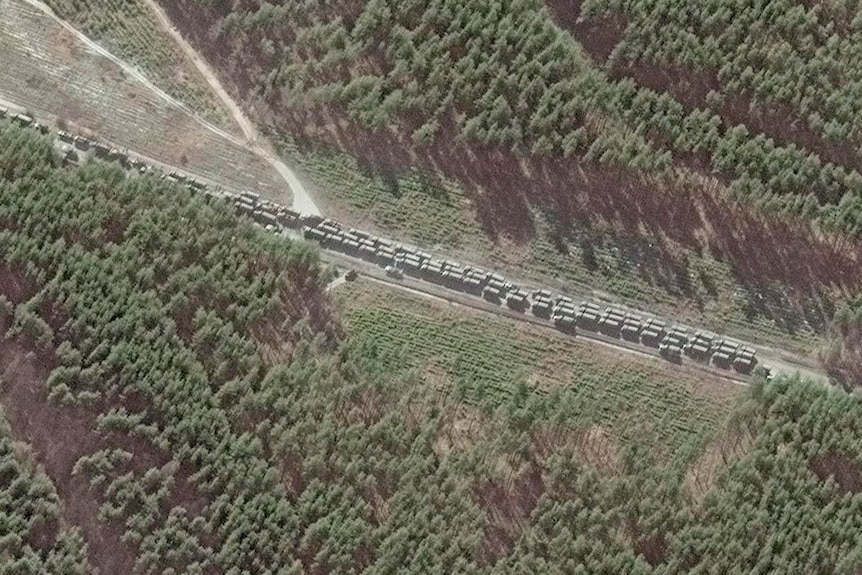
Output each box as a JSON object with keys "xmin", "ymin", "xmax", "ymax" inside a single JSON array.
[
  {"xmin": 821, "ymin": 295, "xmax": 862, "ymax": 389},
  {"xmin": 274, "ymin": 133, "xmax": 488, "ymax": 249},
  {"xmin": 275, "ymin": 133, "xmax": 823, "ymax": 352},
  {"xmin": 43, "ymin": 0, "xmax": 233, "ymax": 128},
  {"xmin": 162, "ymin": 0, "xmax": 862, "ymax": 229},
  {"xmin": 335, "ymin": 279, "xmax": 741, "ymax": 460},
  {"xmin": 583, "ymin": 0, "xmax": 862, "ymax": 157},
  {"xmin": 153, "ymin": 0, "xmax": 862, "ymax": 362},
  {"xmin": 3, "ymin": 117, "xmax": 862, "ymax": 573}
]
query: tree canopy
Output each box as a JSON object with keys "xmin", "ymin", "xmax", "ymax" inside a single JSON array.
[
  {"xmin": 156, "ymin": 0, "xmax": 862, "ymax": 236},
  {"xmin": 2, "ymin": 115, "xmax": 862, "ymax": 573}
]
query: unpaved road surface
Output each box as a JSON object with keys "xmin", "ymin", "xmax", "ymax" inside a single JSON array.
[
  {"xmin": 7, "ymin": 0, "xmax": 830, "ymax": 389},
  {"xmin": 317, "ymin": 249, "xmax": 759, "ymax": 389},
  {"xmin": 23, "ymin": 0, "xmax": 319, "ymax": 215},
  {"xmin": 18, "ymin": 0, "xmax": 238, "ymax": 145},
  {"xmin": 140, "ymin": 0, "xmax": 320, "ymax": 215}
]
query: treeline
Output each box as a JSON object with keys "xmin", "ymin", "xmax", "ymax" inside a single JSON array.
[
  {"xmin": 160, "ymin": 0, "xmax": 862, "ymax": 237},
  {"xmin": 0, "ymin": 119, "xmax": 334, "ymax": 573},
  {"xmin": 3, "ymin": 119, "xmax": 862, "ymax": 572}
]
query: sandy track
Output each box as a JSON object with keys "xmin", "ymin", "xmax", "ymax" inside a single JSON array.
[
  {"xmin": 18, "ymin": 0, "xmax": 240, "ymax": 143},
  {"xmin": 140, "ymin": 0, "xmax": 320, "ymax": 215},
  {"xmin": 20, "ymin": 0, "xmax": 319, "ymax": 214}
]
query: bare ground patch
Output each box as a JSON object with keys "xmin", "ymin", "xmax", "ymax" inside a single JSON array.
[
  {"xmin": 684, "ymin": 426, "xmax": 754, "ymax": 502},
  {"xmin": 0, "ymin": 0, "xmax": 292, "ymax": 202},
  {"xmin": 809, "ymin": 451, "xmax": 862, "ymax": 495},
  {"xmin": 0, "ymin": 341, "xmax": 135, "ymax": 574},
  {"xmin": 475, "ymin": 461, "xmax": 545, "ymax": 564},
  {"xmin": 627, "ymin": 520, "xmax": 669, "ymax": 568},
  {"xmin": 0, "ymin": 260, "xmax": 37, "ymax": 305},
  {"xmin": 545, "ymin": 0, "xmax": 627, "ymax": 63}
]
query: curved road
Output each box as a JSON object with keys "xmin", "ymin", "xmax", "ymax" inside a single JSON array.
[
  {"xmin": 24, "ymin": 0, "xmax": 320, "ymax": 216},
  {"xmin": 139, "ymin": 0, "xmax": 320, "ymax": 216}
]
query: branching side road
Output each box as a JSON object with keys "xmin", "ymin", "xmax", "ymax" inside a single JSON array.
[
  {"xmin": 19, "ymin": 0, "xmax": 320, "ymax": 216},
  {"xmin": 137, "ymin": 0, "xmax": 320, "ymax": 216}
]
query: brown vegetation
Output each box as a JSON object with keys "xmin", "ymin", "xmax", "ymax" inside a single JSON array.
[
  {"xmin": 627, "ymin": 521, "xmax": 668, "ymax": 568},
  {"xmin": 473, "ymin": 460, "xmax": 544, "ymax": 562},
  {"xmin": 0, "ymin": 341, "xmax": 135, "ymax": 574},
  {"xmin": 810, "ymin": 452, "xmax": 862, "ymax": 495},
  {"xmin": 0, "ymin": 336, "xmax": 217, "ymax": 568},
  {"xmin": 612, "ymin": 59, "xmax": 861, "ymax": 172}
]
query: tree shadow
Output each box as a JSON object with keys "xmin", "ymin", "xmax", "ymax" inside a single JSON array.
[
  {"xmin": 549, "ymin": 2, "xmax": 862, "ymax": 173},
  {"xmin": 277, "ymin": 101, "xmax": 862, "ymax": 331},
  {"xmin": 158, "ymin": 0, "xmax": 862, "ymax": 335}
]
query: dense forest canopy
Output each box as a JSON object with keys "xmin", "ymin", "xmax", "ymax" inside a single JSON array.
[
  {"xmin": 3, "ymin": 118, "xmax": 862, "ymax": 572},
  {"xmin": 159, "ymin": 0, "xmax": 862, "ymax": 233}
]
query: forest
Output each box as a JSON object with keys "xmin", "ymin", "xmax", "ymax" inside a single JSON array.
[
  {"xmin": 3, "ymin": 115, "xmax": 862, "ymax": 573},
  {"xmin": 157, "ymin": 0, "xmax": 862, "ymax": 232},
  {"xmin": 141, "ymin": 0, "xmax": 862, "ymax": 386}
]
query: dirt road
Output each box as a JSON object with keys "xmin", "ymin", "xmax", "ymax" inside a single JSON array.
[
  {"xmin": 139, "ymin": 0, "xmax": 320, "ymax": 216},
  {"xmin": 24, "ymin": 0, "xmax": 319, "ymax": 215},
  {"xmin": 7, "ymin": 0, "xmax": 829, "ymax": 389},
  {"xmin": 316, "ymin": 249, "xmax": 760, "ymax": 389}
]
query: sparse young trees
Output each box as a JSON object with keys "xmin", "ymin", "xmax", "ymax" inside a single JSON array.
[{"xmin": 0, "ymin": 407, "xmax": 90, "ymax": 574}]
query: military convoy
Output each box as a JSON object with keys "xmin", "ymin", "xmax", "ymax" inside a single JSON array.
[
  {"xmin": 1, "ymin": 109, "xmax": 759, "ymax": 376},
  {"xmin": 296, "ymin": 217, "xmax": 757, "ymax": 375},
  {"xmin": 0, "ymin": 107, "xmax": 47, "ymax": 134}
]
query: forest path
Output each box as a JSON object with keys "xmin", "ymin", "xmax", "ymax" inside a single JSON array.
[
  {"xmin": 140, "ymin": 0, "xmax": 320, "ymax": 215},
  {"xmin": 21, "ymin": 0, "xmax": 319, "ymax": 215}
]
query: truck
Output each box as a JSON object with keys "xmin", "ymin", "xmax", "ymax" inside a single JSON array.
[
  {"xmin": 659, "ymin": 342, "xmax": 683, "ymax": 362},
  {"xmin": 384, "ymin": 265, "xmax": 404, "ymax": 280}
]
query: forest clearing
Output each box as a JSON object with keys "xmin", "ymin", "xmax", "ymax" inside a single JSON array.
[
  {"xmin": 334, "ymin": 278, "xmax": 743, "ymax": 460},
  {"xmin": 41, "ymin": 0, "xmax": 235, "ymax": 130}
]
